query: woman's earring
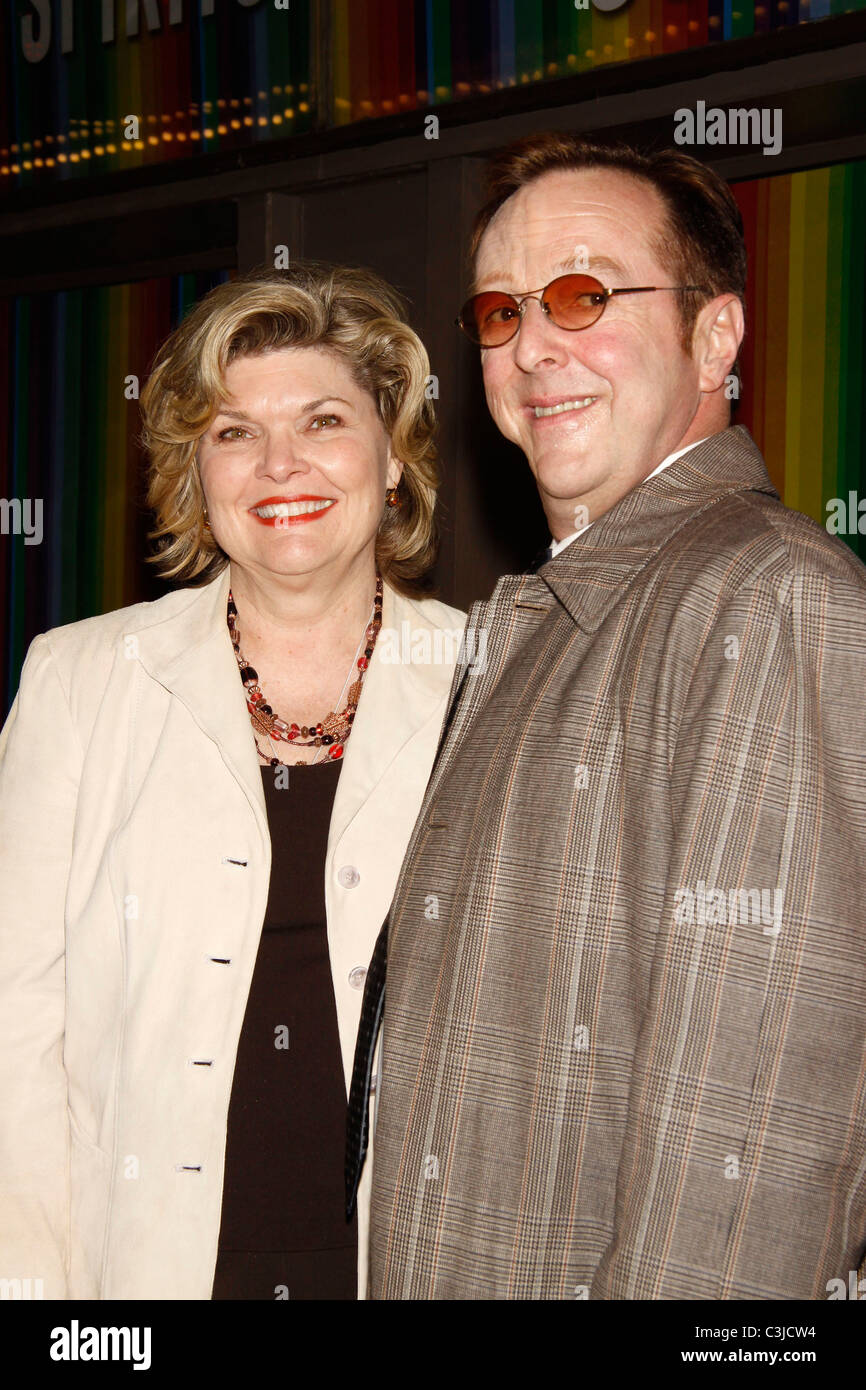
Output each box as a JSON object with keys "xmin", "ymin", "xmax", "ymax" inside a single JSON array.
[
  {"xmin": 385, "ymin": 486, "xmax": 402, "ymax": 509},
  {"xmin": 196, "ymin": 455, "xmax": 213, "ymax": 532}
]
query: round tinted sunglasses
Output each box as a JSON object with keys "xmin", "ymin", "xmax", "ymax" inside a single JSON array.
[{"xmin": 456, "ymin": 273, "xmax": 709, "ymax": 348}]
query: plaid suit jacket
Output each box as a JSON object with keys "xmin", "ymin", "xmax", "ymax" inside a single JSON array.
[{"xmin": 367, "ymin": 425, "xmax": 866, "ymax": 1300}]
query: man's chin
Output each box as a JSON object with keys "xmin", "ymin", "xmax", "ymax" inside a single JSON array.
[{"xmin": 529, "ymin": 451, "xmax": 603, "ymax": 500}]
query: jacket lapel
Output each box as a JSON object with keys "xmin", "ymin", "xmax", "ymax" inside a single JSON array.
[
  {"xmin": 127, "ymin": 565, "xmax": 457, "ymax": 852},
  {"xmin": 128, "ymin": 564, "xmax": 267, "ymax": 829},
  {"xmin": 414, "ymin": 573, "xmax": 553, "ymax": 813},
  {"xmin": 538, "ymin": 425, "xmax": 779, "ymax": 631},
  {"xmin": 418, "ymin": 427, "xmax": 779, "ymax": 807},
  {"xmin": 327, "ymin": 582, "xmax": 457, "ymax": 851}
]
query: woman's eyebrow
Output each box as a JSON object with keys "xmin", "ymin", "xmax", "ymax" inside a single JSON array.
[
  {"xmin": 213, "ymin": 397, "xmax": 354, "ymax": 421},
  {"xmin": 298, "ymin": 397, "xmax": 353, "ymax": 413}
]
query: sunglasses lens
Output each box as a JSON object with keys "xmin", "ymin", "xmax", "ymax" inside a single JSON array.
[
  {"xmin": 544, "ymin": 275, "xmax": 607, "ymax": 329},
  {"xmin": 459, "ymin": 276, "xmax": 609, "ymax": 344},
  {"xmin": 460, "ymin": 292, "xmax": 520, "ymax": 346}
]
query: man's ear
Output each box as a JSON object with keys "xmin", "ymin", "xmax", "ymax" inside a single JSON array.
[{"xmin": 692, "ymin": 294, "xmax": 744, "ymax": 394}]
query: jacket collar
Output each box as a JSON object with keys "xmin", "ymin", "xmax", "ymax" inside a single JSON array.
[
  {"xmin": 514, "ymin": 425, "xmax": 779, "ymax": 633},
  {"xmin": 126, "ymin": 564, "xmax": 456, "ymax": 848}
]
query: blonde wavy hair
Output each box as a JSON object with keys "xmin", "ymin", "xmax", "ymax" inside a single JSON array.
[{"xmin": 139, "ymin": 261, "xmax": 440, "ymax": 596}]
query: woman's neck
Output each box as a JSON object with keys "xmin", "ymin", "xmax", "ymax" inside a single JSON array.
[{"xmin": 228, "ymin": 556, "xmax": 379, "ymax": 661}]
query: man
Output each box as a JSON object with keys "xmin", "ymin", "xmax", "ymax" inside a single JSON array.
[{"xmin": 346, "ymin": 133, "xmax": 866, "ymax": 1299}]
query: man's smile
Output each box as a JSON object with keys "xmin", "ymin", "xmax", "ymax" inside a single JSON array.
[{"xmin": 524, "ymin": 395, "xmax": 599, "ymax": 421}]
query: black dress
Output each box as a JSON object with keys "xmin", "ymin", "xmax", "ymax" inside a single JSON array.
[{"xmin": 211, "ymin": 759, "xmax": 358, "ymax": 1299}]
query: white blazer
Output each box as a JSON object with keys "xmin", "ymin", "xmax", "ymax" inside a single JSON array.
[{"xmin": 0, "ymin": 562, "xmax": 465, "ymax": 1300}]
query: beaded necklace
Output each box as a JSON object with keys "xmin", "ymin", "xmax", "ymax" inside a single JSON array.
[{"xmin": 227, "ymin": 575, "xmax": 384, "ymax": 768}]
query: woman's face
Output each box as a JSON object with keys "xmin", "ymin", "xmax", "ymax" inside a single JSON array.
[{"xmin": 196, "ymin": 345, "xmax": 402, "ymax": 586}]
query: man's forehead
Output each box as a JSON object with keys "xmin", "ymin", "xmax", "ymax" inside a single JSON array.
[{"xmin": 473, "ymin": 169, "xmax": 664, "ymax": 291}]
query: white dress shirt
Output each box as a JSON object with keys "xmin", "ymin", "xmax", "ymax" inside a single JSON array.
[{"xmin": 548, "ymin": 437, "xmax": 711, "ymax": 558}]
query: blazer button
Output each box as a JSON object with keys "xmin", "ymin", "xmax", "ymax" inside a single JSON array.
[
  {"xmin": 337, "ymin": 865, "xmax": 360, "ymax": 888},
  {"xmin": 348, "ymin": 966, "xmax": 367, "ymax": 989}
]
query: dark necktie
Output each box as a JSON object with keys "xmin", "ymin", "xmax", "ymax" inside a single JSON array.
[
  {"xmin": 527, "ymin": 542, "xmax": 554, "ymax": 573},
  {"xmin": 345, "ymin": 912, "xmax": 388, "ymax": 1219}
]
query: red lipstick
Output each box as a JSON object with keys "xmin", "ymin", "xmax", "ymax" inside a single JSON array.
[{"xmin": 248, "ymin": 494, "xmax": 337, "ymax": 527}]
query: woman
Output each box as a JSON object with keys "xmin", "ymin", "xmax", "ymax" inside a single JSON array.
[{"xmin": 0, "ymin": 262, "xmax": 466, "ymax": 1300}]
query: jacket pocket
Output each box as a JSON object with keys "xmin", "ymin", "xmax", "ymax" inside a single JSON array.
[{"xmin": 67, "ymin": 1109, "xmax": 112, "ymax": 1299}]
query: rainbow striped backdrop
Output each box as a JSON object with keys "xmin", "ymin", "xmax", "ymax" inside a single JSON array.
[
  {"xmin": 0, "ymin": 269, "xmax": 233, "ymax": 713},
  {"xmin": 1, "ymin": 158, "xmax": 865, "ymax": 713},
  {"xmin": 330, "ymin": 0, "xmax": 866, "ymax": 124},
  {"xmin": 734, "ymin": 162, "xmax": 866, "ymax": 557},
  {"xmin": 2, "ymin": 0, "xmax": 864, "ymax": 189},
  {"xmin": 0, "ymin": 0, "xmax": 314, "ymax": 188}
]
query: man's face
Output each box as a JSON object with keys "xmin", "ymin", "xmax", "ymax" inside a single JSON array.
[{"xmin": 475, "ymin": 167, "xmax": 709, "ymax": 536}]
